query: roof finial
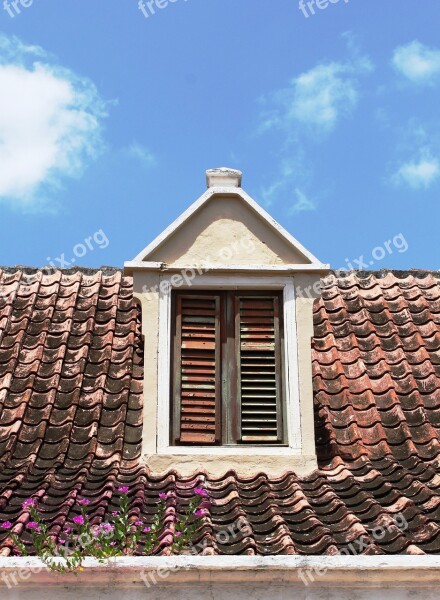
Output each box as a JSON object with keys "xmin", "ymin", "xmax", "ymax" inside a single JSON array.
[{"xmin": 206, "ymin": 167, "xmax": 242, "ymax": 189}]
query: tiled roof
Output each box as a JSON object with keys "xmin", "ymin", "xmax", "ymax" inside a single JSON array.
[{"xmin": 0, "ymin": 267, "xmax": 439, "ymax": 556}]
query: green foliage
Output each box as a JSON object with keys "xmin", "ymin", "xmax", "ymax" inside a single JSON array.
[{"xmin": 2, "ymin": 486, "xmax": 208, "ymax": 574}]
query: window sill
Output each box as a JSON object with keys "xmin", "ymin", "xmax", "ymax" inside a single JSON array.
[{"xmin": 143, "ymin": 452, "xmax": 318, "ymax": 478}]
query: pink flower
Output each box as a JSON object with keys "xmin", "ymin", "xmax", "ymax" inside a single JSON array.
[
  {"xmin": 26, "ymin": 521, "xmax": 39, "ymax": 530},
  {"xmin": 21, "ymin": 498, "xmax": 36, "ymax": 509},
  {"xmin": 194, "ymin": 487, "xmax": 208, "ymax": 497},
  {"xmin": 1, "ymin": 521, "xmax": 12, "ymax": 530},
  {"xmin": 73, "ymin": 515, "xmax": 85, "ymax": 526},
  {"xmin": 64, "ymin": 527, "xmax": 72, "ymax": 534},
  {"xmin": 78, "ymin": 498, "xmax": 90, "ymax": 506},
  {"xmin": 194, "ymin": 509, "xmax": 206, "ymax": 517},
  {"xmin": 59, "ymin": 539, "xmax": 66, "ymax": 545},
  {"xmin": 135, "ymin": 520, "xmax": 143, "ymax": 527},
  {"xmin": 175, "ymin": 531, "xmax": 182, "ymax": 538},
  {"xmin": 158, "ymin": 493, "xmax": 168, "ymax": 500},
  {"xmin": 111, "ymin": 511, "xmax": 119, "ymax": 517},
  {"xmin": 143, "ymin": 526, "xmax": 151, "ymax": 533},
  {"xmin": 100, "ymin": 523, "xmax": 114, "ymax": 533},
  {"xmin": 110, "ymin": 541, "xmax": 117, "ymax": 546},
  {"xmin": 118, "ymin": 486, "xmax": 129, "ymax": 494}
]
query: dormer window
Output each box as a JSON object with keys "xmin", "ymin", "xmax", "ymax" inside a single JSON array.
[
  {"xmin": 125, "ymin": 167, "xmax": 329, "ymax": 476},
  {"xmin": 171, "ymin": 291, "xmax": 285, "ymax": 446}
]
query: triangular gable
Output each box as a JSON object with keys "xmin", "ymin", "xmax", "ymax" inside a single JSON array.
[{"xmin": 129, "ymin": 186, "xmax": 327, "ymax": 269}]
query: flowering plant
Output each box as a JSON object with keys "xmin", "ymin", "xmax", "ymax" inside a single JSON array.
[{"xmin": 2, "ymin": 486, "xmax": 209, "ymax": 574}]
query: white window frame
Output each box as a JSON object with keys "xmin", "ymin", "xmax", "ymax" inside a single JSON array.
[{"xmin": 157, "ymin": 274, "xmax": 302, "ymax": 456}]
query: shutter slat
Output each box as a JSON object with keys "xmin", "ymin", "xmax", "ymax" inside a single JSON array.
[
  {"xmin": 237, "ymin": 295, "xmax": 283, "ymax": 443},
  {"xmin": 173, "ymin": 294, "xmax": 221, "ymax": 445}
]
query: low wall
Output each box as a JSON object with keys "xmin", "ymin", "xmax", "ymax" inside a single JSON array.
[{"xmin": 0, "ymin": 556, "xmax": 439, "ymax": 599}]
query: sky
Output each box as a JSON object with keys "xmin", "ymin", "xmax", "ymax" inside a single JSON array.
[{"xmin": 0, "ymin": 0, "xmax": 439, "ymax": 272}]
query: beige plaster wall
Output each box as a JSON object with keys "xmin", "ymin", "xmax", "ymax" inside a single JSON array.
[
  {"xmin": 133, "ymin": 272, "xmax": 160, "ymax": 456},
  {"xmin": 2, "ymin": 557, "xmax": 439, "ymax": 598},
  {"xmin": 9, "ymin": 582, "xmax": 436, "ymax": 600},
  {"xmin": 146, "ymin": 453, "xmax": 317, "ymax": 478},
  {"xmin": 147, "ymin": 196, "xmax": 310, "ymax": 266},
  {"xmin": 293, "ymin": 274, "xmax": 322, "ymax": 458},
  {"xmin": 130, "ymin": 188, "xmax": 327, "ymax": 476},
  {"xmin": 132, "ymin": 269, "xmax": 321, "ymax": 478}
]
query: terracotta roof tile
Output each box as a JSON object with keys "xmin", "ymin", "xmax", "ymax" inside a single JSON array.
[{"xmin": 0, "ymin": 268, "xmax": 440, "ymax": 555}]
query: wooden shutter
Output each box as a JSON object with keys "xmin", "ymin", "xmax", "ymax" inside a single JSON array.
[
  {"xmin": 172, "ymin": 294, "xmax": 221, "ymax": 444},
  {"xmin": 236, "ymin": 295, "xmax": 283, "ymax": 443}
]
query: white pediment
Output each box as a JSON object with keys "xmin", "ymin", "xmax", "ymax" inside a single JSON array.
[{"xmin": 126, "ymin": 173, "xmax": 327, "ymax": 272}]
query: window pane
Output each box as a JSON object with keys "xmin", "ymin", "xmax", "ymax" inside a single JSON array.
[
  {"xmin": 236, "ymin": 295, "xmax": 283, "ymax": 443},
  {"xmin": 172, "ymin": 294, "xmax": 221, "ymax": 444}
]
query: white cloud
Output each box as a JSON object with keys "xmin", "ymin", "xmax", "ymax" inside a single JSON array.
[
  {"xmin": 261, "ymin": 162, "xmax": 297, "ymax": 208},
  {"xmin": 125, "ymin": 142, "xmax": 156, "ymax": 169},
  {"xmin": 0, "ymin": 35, "xmax": 107, "ymax": 209},
  {"xmin": 288, "ymin": 63, "xmax": 359, "ymax": 132},
  {"xmin": 261, "ymin": 173, "xmax": 287, "ymax": 208},
  {"xmin": 261, "ymin": 161, "xmax": 316, "ymax": 214},
  {"xmin": 392, "ymin": 153, "xmax": 440, "ymax": 190},
  {"xmin": 261, "ymin": 52, "xmax": 372, "ymax": 136},
  {"xmin": 392, "ymin": 41, "xmax": 440, "ymax": 85},
  {"xmin": 288, "ymin": 188, "xmax": 316, "ymax": 215}
]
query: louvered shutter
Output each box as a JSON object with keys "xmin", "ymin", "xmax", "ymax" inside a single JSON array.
[
  {"xmin": 236, "ymin": 295, "xmax": 283, "ymax": 442},
  {"xmin": 173, "ymin": 294, "xmax": 221, "ymax": 444}
]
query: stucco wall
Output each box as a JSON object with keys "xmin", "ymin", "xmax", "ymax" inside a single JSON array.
[
  {"xmin": 133, "ymin": 271, "xmax": 321, "ymax": 477},
  {"xmin": 133, "ymin": 272, "xmax": 160, "ymax": 457},
  {"xmin": 147, "ymin": 195, "xmax": 310, "ymax": 266},
  {"xmin": 3, "ymin": 583, "xmax": 438, "ymax": 600},
  {"xmin": 293, "ymin": 273, "xmax": 322, "ymax": 458},
  {"xmin": 1, "ymin": 557, "xmax": 439, "ymax": 600},
  {"xmin": 130, "ymin": 190, "xmax": 326, "ymax": 477}
]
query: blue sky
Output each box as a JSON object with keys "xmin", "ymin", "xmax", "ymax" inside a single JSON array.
[{"xmin": 0, "ymin": 0, "xmax": 439, "ymax": 271}]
